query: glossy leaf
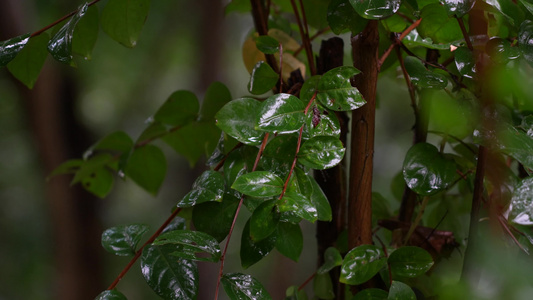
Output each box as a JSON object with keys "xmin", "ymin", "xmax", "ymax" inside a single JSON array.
[
  {"xmin": 404, "ymin": 56, "xmax": 448, "ymax": 89},
  {"xmin": 101, "ymin": 224, "xmax": 149, "ymax": 256},
  {"xmin": 403, "ymin": 30, "xmax": 456, "ymax": 50},
  {"xmin": 192, "ymin": 194, "xmax": 239, "ymax": 242},
  {"xmin": 306, "ymin": 104, "xmax": 341, "ymax": 138},
  {"xmin": 152, "ymin": 230, "xmax": 221, "ymax": 262},
  {"xmin": 418, "ymin": 4, "xmax": 463, "ymax": 43},
  {"xmin": 216, "ymin": 98, "xmax": 264, "ymax": 145},
  {"xmin": 125, "ymin": 145, "xmax": 166, "ymax": 195},
  {"xmin": 72, "ymin": 5, "xmax": 98, "ymax": 60},
  {"xmin": 7, "ymin": 34, "xmax": 49, "ymax": 89},
  {"xmin": 298, "ymin": 136, "xmax": 346, "ymax": 170},
  {"xmin": 275, "ymin": 222, "xmax": 303, "ymax": 262},
  {"xmin": 496, "ymin": 124, "xmax": 533, "ymax": 170},
  {"xmin": 388, "ymin": 281, "xmax": 416, "ymax": 300},
  {"xmin": 250, "ymin": 200, "xmax": 280, "ymax": 242},
  {"xmin": 327, "ymin": 0, "xmax": 368, "ymax": 34},
  {"xmin": 163, "ymin": 121, "xmax": 221, "ymax": 166},
  {"xmin": 300, "ymin": 75, "xmax": 320, "ymax": 103},
  {"xmin": 349, "ymin": 0, "xmax": 401, "ymax": 19},
  {"xmin": 278, "ymin": 191, "xmax": 318, "ymax": 223},
  {"xmin": 520, "ymin": 0, "xmax": 533, "ymax": 15},
  {"xmin": 440, "ymin": 0, "xmax": 474, "ymax": 17},
  {"xmin": 454, "ymin": 47, "xmax": 475, "ymax": 78},
  {"xmin": 248, "ymin": 61, "xmax": 278, "ymax": 95},
  {"xmin": 232, "ymin": 171, "xmax": 284, "ymax": 197},
  {"xmin": 48, "ymin": 3, "xmax": 88, "ymax": 64},
  {"xmin": 340, "ymin": 245, "xmax": 386, "ymax": 285},
  {"xmin": 317, "ymin": 247, "xmax": 343, "ymax": 274},
  {"xmin": 224, "ymin": 146, "xmax": 257, "ymax": 187},
  {"xmin": 486, "ymin": 38, "xmax": 520, "ymax": 64},
  {"xmin": 388, "ymin": 246, "xmax": 434, "ymax": 278},
  {"xmin": 162, "ymin": 216, "xmax": 187, "ymax": 233},
  {"xmin": 353, "ymin": 288, "xmax": 388, "ymax": 300},
  {"xmin": 293, "ymin": 168, "xmax": 332, "ymax": 221},
  {"xmin": 199, "ymin": 81, "xmax": 232, "ymax": 121},
  {"xmin": 221, "ymin": 273, "xmax": 272, "ymax": 300},
  {"xmin": 141, "ymin": 244, "xmax": 198, "ymax": 300},
  {"xmin": 153, "ymin": 90, "xmax": 199, "ymax": 127},
  {"xmin": 486, "ymin": 0, "xmax": 524, "ymax": 27},
  {"xmin": 0, "ymin": 33, "xmax": 30, "ymax": 67},
  {"xmin": 94, "ymin": 290, "xmax": 127, "ymax": 300},
  {"xmin": 101, "ymin": 0, "xmax": 150, "ymax": 48},
  {"xmin": 256, "ymin": 36, "xmax": 279, "ymax": 54},
  {"xmin": 519, "ymin": 20, "xmax": 533, "ymax": 67},
  {"xmin": 256, "ymin": 93, "xmax": 306, "ymax": 134},
  {"xmin": 317, "ymin": 66, "xmax": 365, "ymax": 111},
  {"xmin": 240, "ymin": 220, "xmax": 277, "ymax": 268},
  {"xmin": 313, "ymin": 272, "xmax": 335, "ymax": 299},
  {"xmin": 509, "ymin": 177, "xmax": 533, "ymax": 225},
  {"xmin": 177, "ymin": 170, "xmax": 225, "ymax": 207},
  {"xmin": 403, "ymin": 143, "xmax": 457, "ymax": 196}
]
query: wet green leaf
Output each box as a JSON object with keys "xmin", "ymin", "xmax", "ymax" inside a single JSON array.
[
  {"xmin": 0, "ymin": 33, "xmax": 30, "ymax": 67},
  {"xmin": 388, "ymin": 281, "xmax": 416, "ymax": 299},
  {"xmin": 101, "ymin": 224, "xmax": 149, "ymax": 256},
  {"xmin": 216, "ymin": 98, "xmax": 265, "ymax": 145},
  {"xmin": 101, "ymin": 0, "xmax": 150, "ymax": 47},
  {"xmin": 454, "ymin": 47, "xmax": 475, "ymax": 78},
  {"xmin": 519, "ymin": 20, "xmax": 533, "ymax": 67},
  {"xmin": 221, "ymin": 273, "xmax": 272, "ymax": 300},
  {"xmin": 300, "ymin": 75, "xmax": 320, "ymax": 104},
  {"xmin": 275, "ymin": 222, "xmax": 303, "ymax": 261},
  {"xmin": 240, "ymin": 220, "xmax": 277, "ymax": 268},
  {"xmin": 153, "ymin": 230, "xmax": 221, "ymax": 262},
  {"xmin": 293, "ymin": 168, "xmax": 332, "ymax": 221},
  {"xmin": 404, "ymin": 56, "xmax": 448, "ymax": 89},
  {"xmin": 427, "ymin": 90, "xmax": 477, "ymax": 139},
  {"xmin": 496, "ymin": 124, "xmax": 533, "ymax": 170},
  {"xmin": 486, "ymin": 0, "xmax": 524, "ymax": 27},
  {"xmin": 403, "ymin": 143, "xmax": 457, "ymax": 196},
  {"xmin": 141, "ymin": 244, "xmax": 198, "ymax": 300},
  {"xmin": 510, "ymin": 177, "xmax": 533, "ymax": 225},
  {"xmin": 314, "ymin": 272, "xmax": 335, "ymax": 299},
  {"xmin": 162, "ymin": 217, "xmax": 187, "ymax": 233},
  {"xmin": 486, "ymin": 38, "xmax": 520, "ymax": 64},
  {"xmin": 7, "ymin": 34, "xmax": 49, "ymax": 89},
  {"xmin": 125, "ymin": 145, "xmax": 166, "ymax": 195},
  {"xmin": 94, "ymin": 290, "xmax": 128, "ymax": 300},
  {"xmin": 177, "ymin": 170, "xmax": 225, "ymax": 207},
  {"xmin": 388, "ymin": 246, "xmax": 434, "ymax": 278},
  {"xmin": 72, "ymin": 5, "xmax": 98, "ymax": 60},
  {"xmin": 163, "ymin": 121, "xmax": 221, "ymax": 166},
  {"xmin": 353, "ymin": 288, "xmax": 388, "ymax": 300},
  {"xmin": 340, "ymin": 245, "xmax": 387, "ymax": 285},
  {"xmin": 403, "ymin": 30, "xmax": 457, "ymax": 50},
  {"xmin": 306, "ymin": 104, "xmax": 341, "ymax": 138},
  {"xmin": 349, "ymin": 0, "xmax": 401, "ymax": 19},
  {"xmin": 317, "ymin": 247, "xmax": 343, "ymax": 274},
  {"xmin": 256, "ymin": 93, "xmax": 306, "ymax": 134},
  {"xmin": 520, "ymin": 0, "xmax": 533, "ymax": 15},
  {"xmin": 153, "ymin": 90, "xmax": 199, "ymax": 127},
  {"xmin": 328, "ymin": 0, "xmax": 368, "ymax": 34},
  {"xmin": 317, "ymin": 66, "xmax": 365, "ymax": 111},
  {"xmin": 256, "ymin": 36, "xmax": 279, "ymax": 54},
  {"xmin": 418, "ymin": 4, "xmax": 463, "ymax": 43},
  {"xmin": 250, "ymin": 200, "xmax": 279, "ymax": 242},
  {"xmin": 278, "ymin": 191, "xmax": 318, "ymax": 223},
  {"xmin": 224, "ymin": 146, "xmax": 258, "ymax": 187},
  {"xmin": 232, "ymin": 171, "xmax": 284, "ymax": 197},
  {"xmin": 48, "ymin": 3, "xmax": 88, "ymax": 64},
  {"xmin": 192, "ymin": 194, "xmax": 239, "ymax": 242},
  {"xmin": 298, "ymin": 136, "xmax": 346, "ymax": 170},
  {"xmin": 248, "ymin": 61, "xmax": 278, "ymax": 95},
  {"xmin": 440, "ymin": 0, "xmax": 474, "ymax": 17},
  {"xmin": 200, "ymin": 81, "xmax": 232, "ymax": 121}
]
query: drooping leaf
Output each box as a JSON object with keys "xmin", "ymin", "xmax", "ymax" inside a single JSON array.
[
  {"xmin": 72, "ymin": 5, "xmax": 99, "ymax": 60},
  {"xmin": 298, "ymin": 136, "xmax": 346, "ymax": 170},
  {"xmin": 94, "ymin": 290, "xmax": 128, "ymax": 300},
  {"xmin": 509, "ymin": 177, "xmax": 533, "ymax": 225},
  {"xmin": 353, "ymin": 288, "xmax": 388, "ymax": 300},
  {"xmin": 403, "ymin": 143, "xmax": 457, "ymax": 196},
  {"xmin": 313, "ymin": 272, "xmax": 335, "ymax": 299},
  {"xmin": 71, "ymin": 154, "xmax": 115, "ymax": 198},
  {"xmin": 232, "ymin": 171, "xmax": 284, "ymax": 197},
  {"xmin": 317, "ymin": 247, "xmax": 343, "ymax": 274},
  {"xmin": 496, "ymin": 124, "xmax": 533, "ymax": 170},
  {"xmin": 153, "ymin": 90, "xmax": 199, "ymax": 127},
  {"xmin": 177, "ymin": 170, "xmax": 225, "ymax": 207},
  {"xmin": 404, "ymin": 56, "xmax": 448, "ymax": 89},
  {"xmin": 87, "ymin": 131, "xmax": 134, "ymax": 156},
  {"xmin": 278, "ymin": 191, "xmax": 318, "ymax": 223},
  {"xmin": 388, "ymin": 246, "xmax": 434, "ymax": 278},
  {"xmin": 317, "ymin": 66, "xmax": 365, "ymax": 111},
  {"xmin": 216, "ymin": 98, "xmax": 265, "ymax": 145},
  {"xmin": 240, "ymin": 220, "xmax": 277, "ymax": 268},
  {"xmin": 7, "ymin": 34, "xmax": 49, "ymax": 89},
  {"xmin": 0, "ymin": 33, "xmax": 30, "ymax": 67},
  {"xmin": 440, "ymin": 0, "xmax": 475, "ymax": 17},
  {"xmin": 486, "ymin": 37, "xmax": 520, "ymax": 64},
  {"xmin": 285, "ymin": 285, "xmax": 309, "ymax": 300},
  {"xmin": 328, "ymin": 0, "xmax": 368, "ymax": 34},
  {"xmin": 101, "ymin": 0, "xmax": 151, "ymax": 48},
  {"xmin": 486, "ymin": 0, "xmax": 524, "ymax": 28},
  {"xmin": 48, "ymin": 159, "xmax": 84, "ymax": 177},
  {"xmin": 221, "ymin": 273, "xmax": 272, "ymax": 300},
  {"xmin": 388, "ymin": 281, "xmax": 416, "ymax": 300},
  {"xmin": 349, "ymin": 0, "xmax": 401, "ymax": 19},
  {"xmin": 101, "ymin": 224, "xmax": 149, "ymax": 256},
  {"xmin": 199, "ymin": 81, "xmax": 232, "ymax": 121},
  {"xmin": 141, "ymin": 244, "xmax": 198, "ymax": 300},
  {"xmin": 152, "ymin": 230, "xmax": 221, "ymax": 262},
  {"xmin": 163, "ymin": 121, "xmax": 221, "ymax": 166},
  {"xmin": 47, "ymin": 3, "xmax": 88, "ymax": 64},
  {"xmin": 256, "ymin": 93, "xmax": 306, "ymax": 134},
  {"xmin": 125, "ymin": 145, "xmax": 167, "ymax": 195},
  {"xmin": 293, "ymin": 168, "xmax": 332, "ymax": 221},
  {"xmin": 248, "ymin": 61, "xmax": 279, "ymax": 95},
  {"xmin": 300, "ymin": 75, "xmax": 320, "ymax": 104},
  {"xmin": 418, "ymin": 4, "xmax": 463, "ymax": 44},
  {"xmin": 518, "ymin": 20, "xmax": 533, "ymax": 67},
  {"xmin": 340, "ymin": 245, "xmax": 387, "ymax": 285},
  {"xmin": 250, "ymin": 200, "xmax": 280, "ymax": 242},
  {"xmin": 192, "ymin": 194, "xmax": 239, "ymax": 242},
  {"xmin": 256, "ymin": 36, "xmax": 279, "ymax": 54},
  {"xmin": 275, "ymin": 222, "xmax": 303, "ymax": 262}
]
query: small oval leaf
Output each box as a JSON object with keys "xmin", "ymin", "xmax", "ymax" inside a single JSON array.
[
  {"xmin": 177, "ymin": 170, "xmax": 225, "ymax": 207},
  {"xmin": 101, "ymin": 224, "xmax": 149, "ymax": 256},
  {"xmin": 48, "ymin": 3, "xmax": 88, "ymax": 64},
  {"xmin": 349, "ymin": 0, "xmax": 401, "ymax": 19},
  {"xmin": 388, "ymin": 281, "xmax": 416, "ymax": 300},
  {"xmin": 153, "ymin": 230, "xmax": 221, "ymax": 262},
  {"xmin": 101, "ymin": 0, "xmax": 150, "ymax": 48},
  {"xmin": 256, "ymin": 93, "xmax": 306, "ymax": 134},
  {"xmin": 94, "ymin": 290, "xmax": 128, "ymax": 300},
  {"xmin": 0, "ymin": 33, "xmax": 30, "ymax": 67},
  {"xmin": 340, "ymin": 245, "xmax": 386, "ymax": 285},
  {"xmin": 298, "ymin": 136, "xmax": 346, "ymax": 170},
  {"xmin": 510, "ymin": 177, "xmax": 533, "ymax": 225},
  {"xmin": 275, "ymin": 222, "xmax": 303, "ymax": 262},
  {"xmin": 388, "ymin": 246, "xmax": 434, "ymax": 278},
  {"xmin": 216, "ymin": 98, "xmax": 265, "ymax": 145},
  {"xmin": 248, "ymin": 61, "xmax": 279, "ymax": 95},
  {"xmin": 240, "ymin": 220, "xmax": 277, "ymax": 268},
  {"xmin": 125, "ymin": 145, "xmax": 167, "ymax": 196},
  {"xmin": 317, "ymin": 66, "xmax": 365, "ymax": 111},
  {"xmin": 221, "ymin": 273, "xmax": 273, "ymax": 300},
  {"xmin": 232, "ymin": 171, "xmax": 284, "ymax": 197}
]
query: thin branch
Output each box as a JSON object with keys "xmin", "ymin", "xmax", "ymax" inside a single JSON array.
[
  {"xmin": 298, "ymin": 272, "xmax": 316, "ymax": 291},
  {"xmin": 498, "ymin": 214, "xmax": 528, "ymax": 254},
  {"xmin": 456, "ymin": 17, "xmax": 473, "ymax": 51},
  {"xmin": 213, "ymin": 143, "xmax": 244, "ymax": 172},
  {"xmin": 290, "ymin": 0, "xmax": 316, "ymax": 75},
  {"xmin": 403, "ymin": 196, "xmax": 429, "ymax": 245},
  {"xmin": 293, "ymin": 27, "xmax": 331, "ymax": 57},
  {"xmin": 378, "ymin": 18, "xmax": 422, "ymax": 70}
]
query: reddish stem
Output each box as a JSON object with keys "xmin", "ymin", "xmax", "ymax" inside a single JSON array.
[
  {"xmin": 290, "ymin": 0, "xmax": 316, "ymax": 75},
  {"xmin": 298, "ymin": 272, "xmax": 316, "ymax": 291},
  {"xmin": 378, "ymin": 18, "xmax": 422, "ymax": 69}
]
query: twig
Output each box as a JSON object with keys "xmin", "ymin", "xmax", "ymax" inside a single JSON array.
[
  {"xmin": 456, "ymin": 17, "xmax": 473, "ymax": 51},
  {"xmin": 403, "ymin": 196, "xmax": 429, "ymax": 245},
  {"xmin": 378, "ymin": 18, "xmax": 422, "ymax": 69},
  {"xmin": 290, "ymin": 0, "xmax": 316, "ymax": 75},
  {"xmin": 298, "ymin": 272, "xmax": 316, "ymax": 291}
]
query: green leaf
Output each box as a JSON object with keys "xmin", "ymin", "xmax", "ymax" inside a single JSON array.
[
  {"xmin": 486, "ymin": 38, "xmax": 520, "ymax": 64},
  {"xmin": 232, "ymin": 171, "xmax": 284, "ymax": 197},
  {"xmin": 418, "ymin": 4, "xmax": 463, "ymax": 43},
  {"xmin": 317, "ymin": 66, "xmax": 365, "ymax": 111},
  {"xmin": 306, "ymin": 104, "xmax": 341, "ymax": 139},
  {"xmin": 248, "ymin": 61, "xmax": 279, "ymax": 95},
  {"xmin": 221, "ymin": 273, "xmax": 272, "ymax": 300},
  {"xmin": 403, "ymin": 30, "xmax": 457, "ymax": 50},
  {"xmin": 486, "ymin": 0, "xmax": 524, "ymax": 28},
  {"xmin": 0, "ymin": 33, "xmax": 30, "ymax": 67},
  {"xmin": 216, "ymin": 98, "xmax": 265, "ymax": 145},
  {"xmin": 48, "ymin": 3, "xmax": 88, "ymax": 64},
  {"xmin": 152, "ymin": 230, "xmax": 221, "ymax": 262},
  {"xmin": 80, "ymin": 167, "xmax": 115, "ymax": 198},
  {"xmin": 256, "ymin": 93, "xmax": 306, "ymax": 134},
  {"xmin": 72, "ymin": 5, "xmax": 99, "ymax": 60},
  {"xmin": 163, "ymin": 121, "xmax": 221, "ymax": 166},
  {"xmin": 388, "ymin": 246, "xmax": 434, "ymax": 278},
  {"xmin": 313, "ymin": 272, "xmax": 335, "ymax": 299},
  {"xmin": 94, "ymin": 290, "xmax": 128, "ymax": 300},
  {"xmin": 340, "ymin": 245, "xmax": 387, "ymax": 285},
  {"xmin": 240, "ymin": 220, "xmax": 277, "ymax": 268},
  {"xmin": 520, "ymin": 0, "xmax": 533, "ymax": 15},
  {"xmin": 199, "ymin": 81, "xmax": 232, "ymax": 121},
  {"xmin": 72, "ymin": 154, "xmax": 114, "ymax": 184},
  {"xmin": 48, "ymin": 159, "xmax": 84, "ymax": 177},
  {"xmin": 278, "ymin": 191, "xmax": 318, "ymax": 223},
  {"xmin": 349, "ymin": 0, "xmax": 401, "ymax": 19},
  {"xmin": 285, "ymin": 285, "xmax": 309, "ymax": 300},
  {"xmin": 275, "ymin": 222, "xmax": 303, "ymax": 262},
  {"xmin": 387, "ymin": 281, "xmax": 416, "ymax": 300},
  {"xmin": 87, "ymin": 131, "xmax": 134, "ymax": 156},
  {"xmin": 353, "ymin": 288, "xmax": 388, "ymax": 300},
  {"xmin": 7, "ymin": 34, "xmax": 49, "ymax": 89},
  {"xmin": 153, "ymin": 90, "xmax": 199, "ymax": 127},
  {"xmin": 495, "ymin": 124, "xmax": 533, "ymax": 170},
  {"xmin": 317, "ymin": 247, "xmax": 343, "ymax": 274},
  {"xmin": 454, "ymin": 47, "xmax": 475, "ymax": 78},
  {"xmin": 125, "ymin": 145, "xmax": 166, "ymax": 195},
  {"xmin": 298, "ymin": 136, "xmax": 346, "ymax": 170},
  {"xmin": 293, "ymin": 168, "xmax": 332, "ymax": 221},
  {"xmin": 224, "ymin": 146, "xmax": 258, "ymax": 187},
  {"xmin": 404, "ymin": 56, "xmax": 448, "ymax": 89},
  {"xmin": 250, "ymin": 200, "xmax": 280, "ymax": 242},
  {"xmin": 300, "ymin": 75, "xmax": 320, "ymax": 104},
  {"xmin": 101, "ymin": 224, "xmax": 149, "ymax": 256},
  {"xmin": 256, "ymin": 36, "xmax": 279, "ymax": 54},
  {"xmin": 440, "ymin": 0, "xmax": 474, "ymax": 17},
  {"xmin": 403, "ymin": 143, "xmax": 457, "ymax": 196},
  {"xmin": 328, "ymin": 0, "xmax": 368, "ymax": 34},
  {"xmin": 427, "ymin": 90, "xmax": 477, "ymax": 139},
  {"xmin": 101, "ymin": 0, "xmax": 150, "ymax": 48},
  {"xmin": 141, "ymin": 244, "xmax": 198, "ymax": 300},
  {"xmin": 192, "ymin": 194, "xmax": 239, "ymax": 242},
  {"xmin": 519, "ymin": 20, "xmax": 533, "ymax": 67},
  {"xmin": 177, "ymin": 170, "xmax": 225, "ymax": 207},
  {"xmin": 509, "ymin": 177, "xmax": 533, "ymax": 225}
]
